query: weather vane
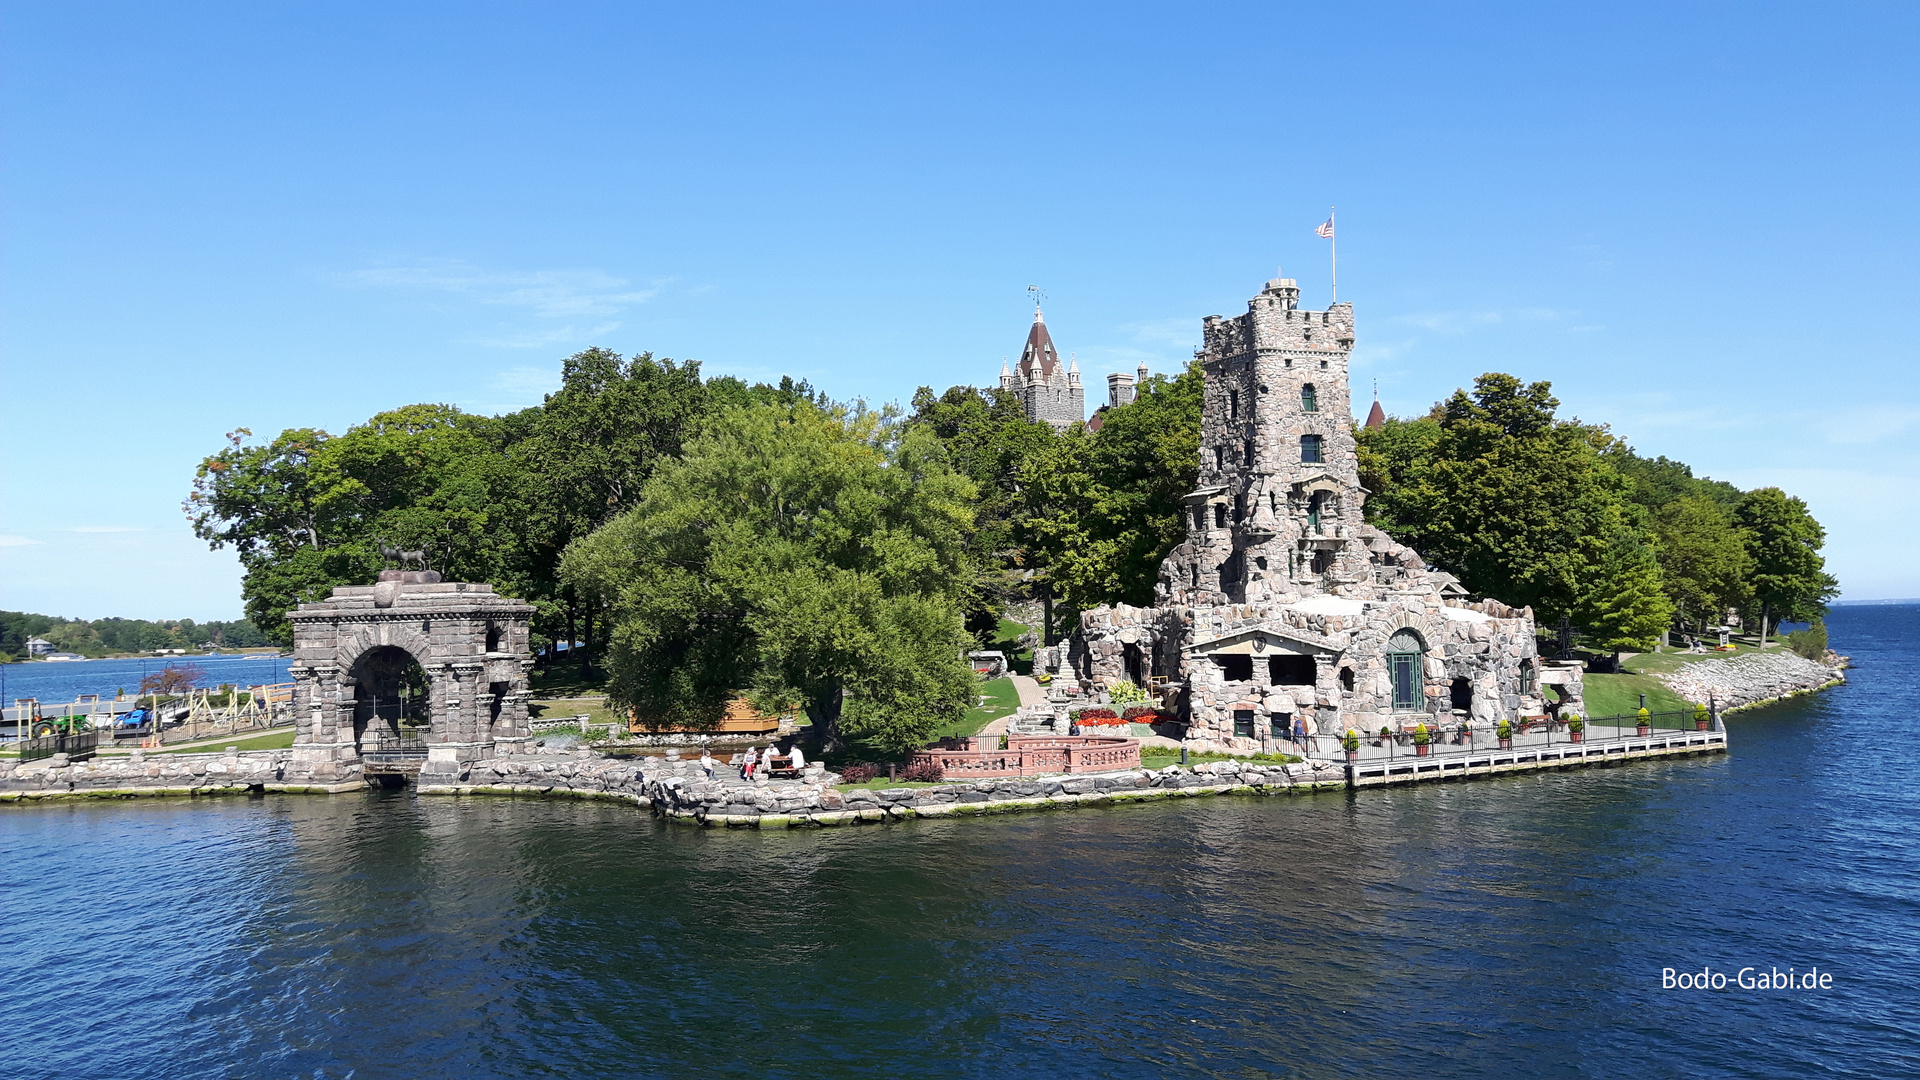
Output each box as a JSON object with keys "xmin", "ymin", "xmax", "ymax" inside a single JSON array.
[{"xmin": 1027, "ymin": 285, "xmax": 1046, "ymax": 310}]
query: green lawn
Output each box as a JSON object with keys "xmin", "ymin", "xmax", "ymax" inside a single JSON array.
[
  {"xmin": 1619, "ymin": 642, "xmax": 1779, "ymax": 675},
  {"xmin": 1141, "ymin": 749, "xmax": 1303, "ymax": 770},
  {"xmin": 527, "ymin": 664, "xmax": 611, "ymax": 697},
  {"xmin": 932, "ymin": 676, "xmax": 1019, "ymax": 741},
  {"xmin": 1576, "ymin": 672, "xmax": 1692, "ymax": 718},
  {"xmin": 992, "ymin": 617, "xmax": 1035, "ymax": 675},
  {"xmin": 156, "ymin": 727, "xmax": 298, "ymax": 754}
]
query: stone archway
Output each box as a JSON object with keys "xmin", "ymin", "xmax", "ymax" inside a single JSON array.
[{"xmin": 287, "ymin": 570, "xmax": 534, "ymax": 785}]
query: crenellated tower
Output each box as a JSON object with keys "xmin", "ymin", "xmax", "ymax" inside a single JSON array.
[{"xmin": 1162, "ymin": 276, "xmax": 1364, "ymax": 605}]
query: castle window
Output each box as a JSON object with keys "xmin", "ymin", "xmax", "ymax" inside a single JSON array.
[
  {"xmin": 1213, "ymin": 504, "xmax": 1227, "ymax": 528},
  {"xmin": 1255, "ymin": 556, "xmax": 1268, "ymax": 570},
  {"xmin": 1387, "ymin": 629, "xmax": 1425, "ymax": 711},
  {"xmin": 1311, "ymin": 549, "xmax": 1334, "ymax": 574},
  {"xmin": 1450, "ymin": 677, "xmax": 1473, "ymax": 712},
  {"xmin": 1301, "ymin": 384, "xmax": 1318, "ymax": 412},
  {"xmin": 1320, "ymin": 359, "xmax": 1329, "ymax": 369},
  {"xmin": 1214, "ymin": 446, "xmax": 1226, "ymax": 470},
  {"xmin": 1300, "ymin": 434, "xmax": 1324, "ymax": 463},
  {"xmin": 1339, "ymin": 667, "xmax": 1355, "ymax": 693},
  {"xmin": 1269, "ymin": 654, "xmax": 1315, "ymax": 686},
  {"xmin": 1244, "ymin": 439, "xmax": 1255, "ymax": 467},
  {"xmin": 1520, "ymin": 659, "xmax": 1537, "ymax": 694},
  {"xmin": 1214, "ymin": 654, "xmax": 1254, "ymax": 682},
  {"xmin": 1307, "ymin": 490, "xmax": 1327, "ymax": 531},
  {"xmin": 1233, "ymin": 710, "xmax": 1256, "ymax": 739},
  {"xmin": 1270, "ymin": 713, "xmax": 1291, "ymax": 739},
  {"xmin": 1194, "ymin": 506, "xmax": 1207, "ymax": 531},
  {"xmin": 1229, "ymin": 389, "xmax": 1239, "ymax": 419}
]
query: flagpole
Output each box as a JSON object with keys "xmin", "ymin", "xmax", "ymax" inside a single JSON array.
[{"xmin": 1330, "ymin": 206, "xmax": 1337, "ymax": 304}]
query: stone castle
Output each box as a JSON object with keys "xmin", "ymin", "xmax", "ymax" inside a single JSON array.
[
  {"xmin": 1070, "ymin": 274, "xmax": 1582, "ymax": 750},
  {"xmin": 1000, "ymin": 308, "xmax": 1084, "ymax": 428}
]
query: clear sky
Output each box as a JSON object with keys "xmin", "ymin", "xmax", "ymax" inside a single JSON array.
[{"xmin": 4, "ymin": 2, "xmax": 1916, "ymax": 619}]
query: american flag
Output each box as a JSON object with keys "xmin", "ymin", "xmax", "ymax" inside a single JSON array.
[{"xmin": 1316, "ymin": 217, "xmax": 1334, "ymax": 239}]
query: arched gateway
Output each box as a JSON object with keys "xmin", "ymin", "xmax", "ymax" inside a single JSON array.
[{"xmin": 288, "ymin": 570, "xmax": 534, "ymax": 784}]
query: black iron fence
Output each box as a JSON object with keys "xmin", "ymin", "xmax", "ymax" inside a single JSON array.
[{"xmin": 20, "ymin": 729, "xmax": 99, "ymax": 763}]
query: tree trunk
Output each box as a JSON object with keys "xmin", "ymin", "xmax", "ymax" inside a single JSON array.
[
  {"xmin": 1759, "ymin": 603, "xmax": 1770, "ymax": 649},
  {"xmin": 1042, "ymin": 589, "xmax": 1054, "ymax": 647},
  {"xmin": 581, "ymin": 605, "xmax": 595, "ymax": 680},
  {"xmin": 807, "ymin": 685, "xmax": 846, "ymax": 754},
  {"xmin": 565, "ymin": 594, "xmax": 577, "ymax": 674}
]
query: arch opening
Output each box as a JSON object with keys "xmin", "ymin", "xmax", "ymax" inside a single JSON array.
[{"xmin": 349, "ymin": 645, "xmax": 431, "ymax": 751}]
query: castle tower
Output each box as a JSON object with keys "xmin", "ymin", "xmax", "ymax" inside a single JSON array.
[
  {"xmin": 1171, "ymin": 275, "xmax": 1361, "ymax": 604},
  {"xmin": 1009, "ymin": 307, "xmax": 1084, "ymax": 428},
  {"xmin": 1106, "ymin": 371, "xmax": 1136, "ymax": 408}
]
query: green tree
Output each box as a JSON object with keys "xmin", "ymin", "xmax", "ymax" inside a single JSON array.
[
  {"xmin": 1577, "ymin": 525, "xmax": 1675, "ymax": 659},
  {"xmin": 906, "ymin": 384, "xmax": 1057, "ymax": 640},
  {"xmin": 509, "ymin": 349, "xmax": 716, "ymax": 675},
  {"xmin": 562, "ymin": 401, "xmax": 978, "ymax": 754},
  {"xmin": 1018, "ymin": 363, "xmax": 1203, "ymax": 619},
  {"xmin": 1734, "ymin": 487, "xmax": 1839, "ymax": 643},
  {"xmin": 1358, "ymin": 373, "xmax": 1632, "ymax": 620},
  {"xmin": 1652, "ymin": 496, "xmax": 1753, "ymax": 634}
]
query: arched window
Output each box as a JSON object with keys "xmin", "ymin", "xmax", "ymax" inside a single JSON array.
[
  {"xmin": 1339, "ymin": 666, "xmax": 1355, "ymax": 693},
  {"xmin": 1301, "ymin": 383, "xmax": 1318, "ymax": 412},
  {"xmin": 1387, "ymin": 629, "xmax": 1425, "ymax": 712},
  {"xmin": 1300, "ymin": 434, "xmax": 1324, "ymax": 463}
]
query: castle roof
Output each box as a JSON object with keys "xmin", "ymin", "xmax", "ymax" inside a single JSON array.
[
  {"xmin": 1365, "ymin": 398, "xmax": 1386, "ymax": 429},
  {"xmin": 1018, "ymin": 309, "xmax": 1061, "ymax": 381}
]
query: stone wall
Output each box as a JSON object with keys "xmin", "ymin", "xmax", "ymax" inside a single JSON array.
[{"xmin": 0, "ymin": 748, "xmax": 359, "ymax": 799}]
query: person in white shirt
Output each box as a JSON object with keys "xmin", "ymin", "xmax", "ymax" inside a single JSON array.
[
  {"xmin": 699, "ymin": 749, "xmax": 716, "ymax": 781},
  {"xmin": 787, "ymin": 743, "xmax": 806, "ymax": 770}
]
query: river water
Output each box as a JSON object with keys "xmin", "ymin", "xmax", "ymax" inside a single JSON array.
[{"xmin": 1, "ymin": 607, "xmax": 1915, "ymax": 1078}]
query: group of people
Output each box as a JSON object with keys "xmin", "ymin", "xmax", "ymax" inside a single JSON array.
[{"xmin": 696, "ymin": 741, "xmax": 806, "ymax": 782}]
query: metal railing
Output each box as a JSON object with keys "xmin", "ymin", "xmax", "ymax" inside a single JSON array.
[
  {"xmin": 1286, "ymin": 708, "xmax": 1717, "ymax": 765},
  {"xmin": 20, "ymin": 729, "xmax": 99, "ymax": 763}
]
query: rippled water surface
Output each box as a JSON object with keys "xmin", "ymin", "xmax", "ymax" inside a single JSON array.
[{"xmin": 3, "ymin": 607, "xmax": 1916, "ymax": 1078}]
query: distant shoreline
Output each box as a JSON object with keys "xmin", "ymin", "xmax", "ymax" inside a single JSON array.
[{"xmin": 1831, "ymin": 598, "xmax": 1920, "ymax": 607}]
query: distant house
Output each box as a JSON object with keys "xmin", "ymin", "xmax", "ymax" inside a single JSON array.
[{"xmin": 24, "ymin": 637, "xmax": 54, "ymax": 657}]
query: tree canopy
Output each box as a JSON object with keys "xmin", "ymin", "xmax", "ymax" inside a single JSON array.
[{"xmin": 561, "ymin": 401, "xmax": 978, "ymax": 753}]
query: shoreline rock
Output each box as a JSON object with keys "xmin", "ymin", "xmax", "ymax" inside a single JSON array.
[{"xmin": 1652, "ymin": 650, "xmax": 1848, "ymax": 713}]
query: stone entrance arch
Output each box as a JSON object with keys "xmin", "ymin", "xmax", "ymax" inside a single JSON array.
[{"xmin": 288, "ymin": 570, "xmax": 535, "ymax": 785}]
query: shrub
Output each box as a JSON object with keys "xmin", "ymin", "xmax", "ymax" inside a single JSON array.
[
  {"xmin": 1413, "ymin": 723, "xmax": 1430, "ymax": 746},
  {"xmin": 839, "ymin": 764, "xmax": 877, "ymax": 784},
  {"xmin": 1567, "ymin": 714, "xmax": 1584, "ymax": 733},
  {"xmin": 1635, "ymin": 707, "xmax": 1651, "ymax": 725},
  {"xmin": 1693, "ymin": 702, "xmax": 1710, "ymax": 724},
  {"xmin": 1107, "ymin": 680, "xmax": 1149, "ymax": 707},
  {"xmin": 901, "ymin": 758, "xmax": 945, "ymax": 783},
  {"xmin": 1378, "ymin": 726, "xmax": 1392, "ymax": 739},
  {"xmin": 1343, "ymin": 729, "xmax": 1360, "ymax": 752},
  {"xmin": 1785, "ymin": 620, "xmax": 1828, "ymax": 661},
  {"xmin": 1496, "ymin": 719, "xmax": 1513, "ymax": 739}
]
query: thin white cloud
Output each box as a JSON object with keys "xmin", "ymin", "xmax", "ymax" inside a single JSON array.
[
  {"xmin": 1822, "ymin": 405, "xmax": 1920, "ymax": 446},
  {"xmin": 343, "ymin": 260, "xmax": 669, "ymax": 353},
  {"xmin": 69, "ymin": 526, "xmax": 146, "ymax": 534},
  {"xmin": 1390, "ymin": 307, "xmax": 1571, "ymax": 334},
  {"xmin": 0, "ymin": 535, "xmax": 42, "ymax": 547},
  {"xmin": 469, "ymin": 322, "xmax": 625, "ymax": 349}
]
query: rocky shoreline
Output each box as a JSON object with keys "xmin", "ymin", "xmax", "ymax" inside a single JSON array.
[{"xmin": 1651, "ymin": 649, "xmax": 1849, "ymax": 713}]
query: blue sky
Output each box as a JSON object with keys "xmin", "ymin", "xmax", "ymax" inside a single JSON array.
[{"xmin": 4, "ymin": 2, "xmax": 1916, "ymax": 619}]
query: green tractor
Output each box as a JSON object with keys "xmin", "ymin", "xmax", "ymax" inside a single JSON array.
[{"xmin": 31, "ymin": 715, "xmax": 93, "ymax": 738}]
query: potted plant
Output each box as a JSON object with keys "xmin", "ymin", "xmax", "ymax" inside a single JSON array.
[
  {"xmin": 1567, "ymin": 714, "xmax": 1584, "ymax": 743},
  {"xmin": 1413, "ymin": 722, "xmax": 1431, "ymax": 757},
  {"xmin": 1496, "ymin": 718, "xmax": 1513, "ymax": 749},
  {"xmin": 1635, "ymin": 707, "xmax": 1652, "ymax": 736},
  {"xmin": 1376, "ymin": 725, "xmax": 1392, "ymax": 747},
  {"xmin": 1693, "ymin": 702, "xmax": 1710, "ymax": 731},
  {"xmin": 1343, "ymin": 728, "xmax": 1360, "ymax": 762}
]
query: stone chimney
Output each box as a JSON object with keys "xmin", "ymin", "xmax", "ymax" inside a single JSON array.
[{"xmin": 1107, "ymin": 372, "xmax": 1136, "ymax": 408}]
